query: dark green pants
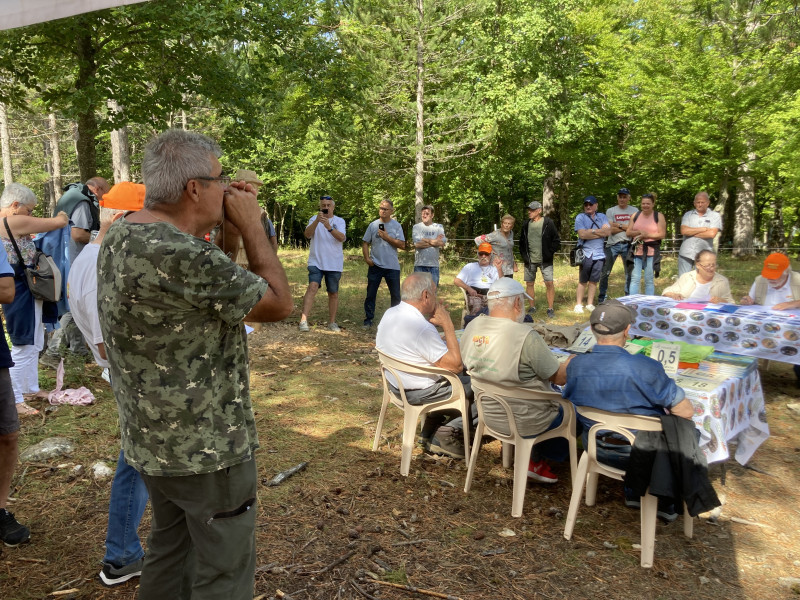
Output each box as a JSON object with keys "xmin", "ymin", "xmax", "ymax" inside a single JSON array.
[{"xmin": 138, "ymin": 459, "xmax": 257, "ymax": 600}]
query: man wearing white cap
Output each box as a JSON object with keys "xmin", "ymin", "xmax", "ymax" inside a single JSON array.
[{"xmin": 460, "ymin": 278, "xmax": 572, "ymax": 483}]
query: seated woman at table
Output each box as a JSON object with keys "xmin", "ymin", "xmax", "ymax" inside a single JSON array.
[{"xmin": 662, "ymin": 250, "xmax": 734, "ymax": 304}]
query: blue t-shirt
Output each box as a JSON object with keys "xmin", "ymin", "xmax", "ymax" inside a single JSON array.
[
  {"xmin": 0, "ymin": 250, "xmax": 14, "ymax": 368},
  {"xmin": 562, "ymin": 345, "xmax": 684, "ymax": 432},
  {"xmin": 363, "ymin": 219, "xmax": 405, "ymax": 270},
  {"xmin": 574, "ymin": 212, "xmax": 610, "ymax": 259}
]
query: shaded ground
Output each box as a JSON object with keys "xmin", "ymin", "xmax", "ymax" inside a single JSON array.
[{"xmin": 2, "ymin": 320, "xmax": 800, "ymax": 600}]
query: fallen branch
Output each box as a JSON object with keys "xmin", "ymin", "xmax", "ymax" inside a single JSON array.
[
  {"xmin": 266, "ymin": 462, "xmax": 308, "ymax": 487},
  {"xmin": 17, "ymin": 557, "xmax": 47, "ymax": 563},
  {"xmin": 351, "ymin": 580, "xmax": 380, "ymax": 600},
  {"xmin": 391, "ymin": 539, "xmax": 437, "ymax": 547},
  {"xmin": 730, "ymin": 516, "xmax": 773, "ymax": 529},
  {"xmin": 50, "ymin": 590, "xmax": 80, "ymax": 597},
  {"xmin": 368, "ymin": 579, "xmax": 464, "ymax": 600},
  {"xmin": 298, "ymin": 549, "xmax": 357, "ymax": 575}
]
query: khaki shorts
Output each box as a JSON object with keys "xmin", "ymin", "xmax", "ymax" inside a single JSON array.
[{"xmin": 524, "ymin": 263, "xmax": 554, "ymax": 283}]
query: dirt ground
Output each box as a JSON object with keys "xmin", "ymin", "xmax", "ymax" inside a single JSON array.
[{"xmin": 2, "ymin": 321, "xmax": 800, "ymax": 600}]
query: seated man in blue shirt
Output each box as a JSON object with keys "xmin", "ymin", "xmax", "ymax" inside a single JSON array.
[{"xmin": 562, "ymin": 300, "xmax": 694, "ymax": 518}]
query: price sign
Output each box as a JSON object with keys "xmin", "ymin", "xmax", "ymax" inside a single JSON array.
[
  {"xmin": 651, "ymin": 342, "xmax": 680, "ymax": 376},
  {"xmin": 569, "ymin": 330, "xmax": 597, "ymax": 353},
  {"xmin": 624, "ymin": 341, "xmax": 645, "ymax": 355}
]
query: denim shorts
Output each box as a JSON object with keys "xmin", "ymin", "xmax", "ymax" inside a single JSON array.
[
  {"xmin": 308, "ymin": 266, "xmax": 342, "ymax": 293},
  {"xmin": 579, "ymin": 257, "xmax": 604, "ymax": 284}
]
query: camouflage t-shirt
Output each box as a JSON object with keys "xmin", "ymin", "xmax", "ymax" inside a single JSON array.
[{"xmin": 97, "ymin": 219, "xmax": 268, "ymax": 477}]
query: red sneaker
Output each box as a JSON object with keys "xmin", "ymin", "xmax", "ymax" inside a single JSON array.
[{"xmin": 527, "ymin": 459, "xmax": 558, "ymax": 483}]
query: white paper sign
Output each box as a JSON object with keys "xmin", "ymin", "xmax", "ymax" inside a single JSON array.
[
  {"xmin": 651, "ymin": 342, "xmax": 680, "ymax": 376},
  {"xmin": 624, "ymin": 341, "xmax": 645, "ymax": 355},
  {"xmin": 569, "ymin": 330, "xmax": 597, "ymax": 353}
]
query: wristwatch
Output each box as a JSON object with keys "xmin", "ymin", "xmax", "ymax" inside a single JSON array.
[{"xmin": 327, "ymin": 227, "xmax": 333, "ymax": 232}]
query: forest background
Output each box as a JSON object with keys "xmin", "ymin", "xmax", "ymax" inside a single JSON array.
[{"xmin": 0, "ymin": 0, "xmax": 799, "ymax": 255}]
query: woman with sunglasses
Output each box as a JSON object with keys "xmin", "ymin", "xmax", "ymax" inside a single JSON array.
[{"xmin": 627, "ymin": 193, "xmax": 666, "ymax": 296}]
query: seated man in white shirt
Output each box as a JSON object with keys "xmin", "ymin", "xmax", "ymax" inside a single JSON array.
[
  {"xmin": 376, "ymin": 272, "xmax": 472, "ymax": 459},
  {"xmin": 454, "ymin": 242, "xmax": 504, "ymax": 317},
  {"xmin": 740, "ymin": 252, "xmax": 800, "ymax": 387}
]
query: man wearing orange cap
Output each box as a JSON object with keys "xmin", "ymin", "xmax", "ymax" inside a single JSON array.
[
  {"xmin": 741, "ymin": 253, "xmax": 800, "ymax": 386},
  {"xmin": 68, "ymin": 182, "xmax": 151, "ymax": 586},
  {"xmin": 454, "ymin": 243, "xmax": 504, "ymax": 317}
]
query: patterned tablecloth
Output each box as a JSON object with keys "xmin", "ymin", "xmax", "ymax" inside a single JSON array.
[{"xmin": 619, "ymin": 295, "xmax": 800, "ymax": 365}]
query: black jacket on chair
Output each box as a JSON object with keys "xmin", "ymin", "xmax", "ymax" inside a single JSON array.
[{"xmin": 623, "ymin": 415, "xmax": 721, "ymax": 517}]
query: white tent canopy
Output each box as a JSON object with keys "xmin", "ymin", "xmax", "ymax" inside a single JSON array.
[{"xmin": 0, "ymin": 0, "xmax": 148, "ymax": 31}]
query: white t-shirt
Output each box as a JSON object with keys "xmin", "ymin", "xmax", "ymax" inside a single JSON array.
[
  {"xmin": 456, "ymin": 262, "xmax": 500, "ymax": 289},
  {"xmin": 67, "ymin": 243, "xmax": 108, "ymax": 368},
  {"xmin": 688, "ymin": 280, "xmax": 713, "ymax": 302},
  {"xmin": 748, "ymin": 276, "xmax": 795, "ymax": 308},
  {"xmin": 375, "ymin": 301, "xmax": 447, "ymax": 390},
  {"xmin": 307, "ymin": 215, "xmax": 346, "ymax": 272}
]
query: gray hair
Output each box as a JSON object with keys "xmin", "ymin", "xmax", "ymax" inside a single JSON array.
[
  {"xmin": 487, "ymin": 294, "xmax": 521, "ymax": 312},
  {"xmin": 0, "ymin": 183, "xmax": 37, "ymax": 209},
  {"xmin": 141, "ymin": 129, "xmax": 222, "ymax": 208},
  {"xmin": 695, "ymin": 249, "xmax": 717, "ymax": 263},
  {"xmin": 401, "ymin": 272, "xmax": 435, "ymax": 301},
  {"xmin": 694, "ymin": 191, "xmax": 709, "ymax": 202}
]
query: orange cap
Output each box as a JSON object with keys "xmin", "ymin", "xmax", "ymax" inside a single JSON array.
[
  {"xmin": 100, "ymin": 182, "xmax": 145, "ymax": 211},
  {"xmin": 761, "ymin": 253, "xmax": 790, "ymax": 280},
  {"xmin": 478, "ymin": 242, "xmax": 492, "ymax": 254}
]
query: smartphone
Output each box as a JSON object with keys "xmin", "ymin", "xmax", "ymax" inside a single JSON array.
[
  {"xmin": 322, "ymin": 208, "xmax": 329, "ymax": 215},
  {"xmin": 378, "ymin": 223, "xmax": 385, "ymax": 231}
]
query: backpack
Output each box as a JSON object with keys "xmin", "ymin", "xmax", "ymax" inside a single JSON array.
[{"xmin": 56, "ymin": 183, "xmax": 100, "ymax": 232}]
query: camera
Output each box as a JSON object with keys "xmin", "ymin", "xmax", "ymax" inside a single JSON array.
[
  {"xmin": 378, "ymin": 223, "xmax": 385, "ymax": 231},
  {"xmin": 322, "ymin": 208, "xmax": 329, "ymax": 215}
]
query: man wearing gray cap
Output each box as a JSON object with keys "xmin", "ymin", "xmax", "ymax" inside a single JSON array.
[
  {"xmin": 598, "ymin": 188, "xmax": 637, "ymax": 303},
  {"xmin": 461, "ymin": 278, "xmax": 572, "ymax": 483},
  {"xmin": 519, "ymin": 201, "xmax": 560, "ymax": 318}
]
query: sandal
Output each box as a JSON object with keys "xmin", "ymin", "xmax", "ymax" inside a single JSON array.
[
  {"xmin": 24, "ymin": 390, "xmax": 51, "ymax": 401},
  {"xmin": 16, "ymin": 402, "xmax": 40, "ymax": 417}
]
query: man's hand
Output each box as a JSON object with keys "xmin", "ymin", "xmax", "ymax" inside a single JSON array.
[
  {"xmin": 317, "ymin": 214, "xmax": 330, "ymax": 229},
  {"xmin": 663, "ymin": 292, "xmax": 683, "ymax": 300},
  {"xmin": 429, "ymin": 302, "xmax": 453, "ymax": 330},
  {"xmin": 365, "ymin": 257, "xmax": 375, "ymax": 266},
  {"xmin": 493, "ymin": 257, "xmax": 503, "ymax": 271},
  {"xmin": 709, "ymin": 296, "xmax": 727, "ymax": 304},
  {"xmin": 221, "ymin": 181, "xmax": 261, "ymax": 233},
  {"xmin": 740, "ymin": 295, "xmax": 754, "ymax": 306},
  {"xmin": 773, "ymin": 300, "xmax": 800, "ymax": 311}
]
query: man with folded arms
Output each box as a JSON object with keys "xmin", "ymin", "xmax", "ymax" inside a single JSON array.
[{"xmin": 461, "ymin": 278, "xmax": 571, "ymax": 483}]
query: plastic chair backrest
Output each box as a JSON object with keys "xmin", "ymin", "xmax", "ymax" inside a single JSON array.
[{"xmin": 472, "ymin": 378, "xmax": 564, "ymax": 439}]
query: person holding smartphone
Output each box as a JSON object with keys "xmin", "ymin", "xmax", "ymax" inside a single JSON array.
[
  {"xmin": 299, "ymin": 195, "xmax": 346, "ymax": 332},
  {"xmin": 361, "ymin": 200, "xmax": 405, "ymax": 329}
]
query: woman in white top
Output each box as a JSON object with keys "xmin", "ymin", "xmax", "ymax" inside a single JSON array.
[
  {"xmin": 627, "ymin": 193, "xmax": 666, "ymax": 295},
  {"xmin": 662, "ymin": 250, "xmax": 735, "ymax": 303}
]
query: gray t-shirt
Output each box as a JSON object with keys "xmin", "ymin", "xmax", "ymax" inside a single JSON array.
[
  {"xmin": 679, "ymin": 209, "xmax": 723, "ymax": 259},
  {"xmin": 69, "ymin": 201, "xmax": 93, "ymax": 265},
  {"xmin": 412, "ymin": 222, "xmax": 446, "ymax": 267},
  {"xmin": 605, "ymin": 205, "xmax": 638, "ymax": 245},
  {"xmin": 363, "ymin": 219, "xmax": 405, "ymax": 270}
]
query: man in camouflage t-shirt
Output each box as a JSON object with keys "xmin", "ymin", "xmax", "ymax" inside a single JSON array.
[{"xmin": 98, "ymin": 129, "xmax": 292, "ymax": 600}]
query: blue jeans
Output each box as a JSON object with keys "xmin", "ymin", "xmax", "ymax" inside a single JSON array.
[
  {"xmin": 103, "ymin": 450, "xmax": 149, "ymax": 567},
  {"xmin": 524, "ymin": 405, "xmax": 567, "ymax": 462},
  {"xmin": 413, "ymin": 265, "xmax": 440, "ymax": 287},
  {"xmin": 629, "ymin": 255, "xmax": 655, "ymax": 296},
  {"xmin": 364, "ymin": 265, "xmax": 401, "ymax": 324},
  {"xmin": 598, "ymin": 242, "xmax": 632, "ymax": 301}
]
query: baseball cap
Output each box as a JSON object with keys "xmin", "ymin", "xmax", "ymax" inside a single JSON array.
[
  {"xmin": 478, "ymin": 242, "xmax": 493, "ymax": 254},
  {"xmin": 235, "ymin": 169, "xmax": 264, "ymax": 187},
  {"xmin": 761, "ymin": 253, "xmax": 790, "ymax": 280},
  {"xmin": 583, "ymin": 195, "xmax": 598, "ymax": 205},
  {"xmin": 618, "ymin": 188, "xmax": 631, "ymax": 195},
  {"xmin": 589, "ymin": 300, "xmax": 634, "ymax": 335},
  {"xmin": 487, "ymin": 277, "xmax": 532, "ymax": 300},
  {"xmin": 100, "ymin": 182, "xmax": 145, "ymax": 211},
  {"xmin": 527, "ymin": 201, "xmax": 542, "ymax": 211}
]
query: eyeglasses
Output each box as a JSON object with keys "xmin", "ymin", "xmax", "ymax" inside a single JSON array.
[
  {"xmin": 195, "ymin": 175, "xmax": 231, "ymax": 186},
  {"xmin": 697, "ymin": 263, "xmax": 717, "ymax": 269},
  {"xmin": 478, "ymin": 252, "xmax": 491, "ymax": 257}
]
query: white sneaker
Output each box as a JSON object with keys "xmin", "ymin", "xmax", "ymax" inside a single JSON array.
[
  {"xmin": 585, "ymin": 304, "xmax": 596, "ymax": 312},
  {"xmin": 298, "ymin": 321, "xmax": 310, "ymax": 332},
  {"xmin": 573, "ymin": 304, "xmax": 584, "ymax": 314},
  {"xmin": 327, "ymin": 322, "xmax": 341, "ymax": 332}
]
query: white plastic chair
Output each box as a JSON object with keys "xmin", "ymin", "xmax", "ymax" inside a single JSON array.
[
  {"xmin": 464, "ymin": 377, "xmax": 577, "ymax": 518},
  {"xmin": 373, "ymin": 350, "xmax": 471, "ymax": 477},
  {"xmin": 563, "ymin": 406, "xmax": 693, "ymax": 568}
]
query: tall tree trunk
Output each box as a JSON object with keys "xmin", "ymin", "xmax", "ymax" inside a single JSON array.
[
  {"xmin": 413, "ymin": 0, "xmax": 425, "ymax": 224},
  {"xmin": 108, "ymin": 100, "xmax": 131, "ymax": 183},
  {"xmin": 555, "ymin": 166, "xmax": 571, "ymax": 238},
  {"xmin": 714, "ymin": 175, "xmax": 729, "ymax": 253},
  {"xmin": 74, "ymin": 22, "xmax": 99, "ymax": 181},
  {"xmin": 49, "ymin": 113, "xmax": 63, "ymax": 208},
  {"xmin": 0, "ymin": 102, "xmax": 12, "ymax": 185},
  {"xmin": 42, "ymin": 120, "xmax": 54, "ymax": 210},
  {"xmin": 767, "ymin": 198, "xmax": 784, "ymax": 249},
  {"xmin": 733, "ymin": 150, "xmax": 756, "ymax": 257},
  {"xmin": 542, "ymin": 175, "xmax": 555, "ymax": 218}
]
